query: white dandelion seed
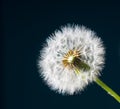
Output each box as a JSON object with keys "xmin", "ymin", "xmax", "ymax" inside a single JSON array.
[{"xmin": 38, "ymin": 24, "xmax": 120, "ymax": 102}]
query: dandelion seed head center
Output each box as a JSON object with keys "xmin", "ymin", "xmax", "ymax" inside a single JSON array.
[
  {"xmin": 62, "ymin": 50, "xmax": 81, "ymax": 69},
  {"xmin": 68, "ymin": 56, "xmax": 74, "ymax": 63}
]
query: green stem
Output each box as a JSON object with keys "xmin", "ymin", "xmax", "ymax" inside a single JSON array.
[
  {"xmin": 73, "ymin": 59, "xmax": 120, "ymax": 103},
  {"xmin": 95, "ymin": 78, "xmax": 120, "ymax": 103}
]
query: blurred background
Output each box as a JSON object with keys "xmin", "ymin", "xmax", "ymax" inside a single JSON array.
[{"xmin": 2, "ymin": 0, "xmax": 120, "ymax": 109}]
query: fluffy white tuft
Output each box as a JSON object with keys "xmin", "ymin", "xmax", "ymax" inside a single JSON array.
[{"xmin": 38, "ymin": 25, "xmax": 105, "ymax": 95}]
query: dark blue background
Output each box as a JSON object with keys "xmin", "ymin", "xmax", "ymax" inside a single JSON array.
[{"xmin": 2, "ymin": 0, "xmax": 120, "ymax": 109}]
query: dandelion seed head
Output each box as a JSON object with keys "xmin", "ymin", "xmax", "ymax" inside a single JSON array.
[{"xmin": 38, "ymin": 24, "xmax": 105, "ymax": 95}]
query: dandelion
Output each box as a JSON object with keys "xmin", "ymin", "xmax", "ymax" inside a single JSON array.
[{"xmin": 38, "ymin": 24, "xmax": 120, "ymax": 103}]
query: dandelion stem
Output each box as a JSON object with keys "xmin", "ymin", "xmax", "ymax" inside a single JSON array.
[{"xmin": 95, "ymin": 78, "xmax": 120, "ymax": 103}]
